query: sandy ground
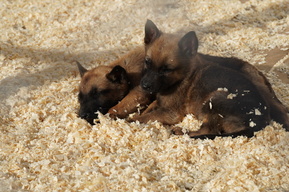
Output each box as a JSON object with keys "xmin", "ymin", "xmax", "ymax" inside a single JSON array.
[{"xmin": 1, "ymin": 0, "xmax": 289, "ymax": 191}]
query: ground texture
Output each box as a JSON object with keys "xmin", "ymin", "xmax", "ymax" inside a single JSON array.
[{"xmin": 1, "ymin": 0, "xmax": 289, "ymax": 191}]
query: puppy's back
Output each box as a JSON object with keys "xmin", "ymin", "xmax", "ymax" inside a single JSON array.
[{"xmin": 200, "ymin": 54, "xmax": 289, "ymax": 130}]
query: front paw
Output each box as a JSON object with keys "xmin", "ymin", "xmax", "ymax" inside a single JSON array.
[
  {"xmin": 107, "ymin": 108, "xmax": 119, "ymax": 119},
  {"xmin": 171, "ymin": 126, "xmax": 186, "ymax": 135}
]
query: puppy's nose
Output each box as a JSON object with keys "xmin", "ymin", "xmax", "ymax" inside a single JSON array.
[
  {"xmin": 142, "ymin": 83, "xmax": 149, "ymax": 90},
  {"xmin": 78, "ymin": 112, "xmax": 97, "ymax": 125},
  {"xmin": 141, "ymin": 82, "xmax": 151, "ymax": 91},
  {"xmin": 79, "ymin": 112, "xmax": 89, "ymax": 119}
]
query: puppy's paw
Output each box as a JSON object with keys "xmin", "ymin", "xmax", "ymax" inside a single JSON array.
[
  {"xmin": 171, "ymin": 126, "xmax": 186, "ymax": 135},
  {"xmin": 107, "ymin": 108, "xmax": 119, "ymax": 120}
]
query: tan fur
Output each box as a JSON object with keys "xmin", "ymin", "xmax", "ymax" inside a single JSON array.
[
  {"xmin": 106, "ymin": 47, "xmax": 153, "ymax": 118},
  {"xmin": 78, "ymin": 47, "xmax": 153, "ymax": 122},
  {"xmin": 132, "ymin": 20, "xmax": 289, "ymax": 138}
]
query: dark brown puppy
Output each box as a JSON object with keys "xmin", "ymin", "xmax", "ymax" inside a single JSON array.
[
  {"xmin": 200, "ymin": 54, "xmax": 289, "ymax": 130},
  {"xmin": 132, "ymin": 20, "xmax": 289, "ymax": 139},
  {"xmin": 77, "ymin": 47, "xmax": 153, "ymax": 124}
]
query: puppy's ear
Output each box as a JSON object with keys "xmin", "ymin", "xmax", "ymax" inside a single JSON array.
[
  {"xmin": 178, "ymin": 31, "xmax": 198, "ymax": 56},
  {"xmin": 144, "ymin": 20, "xmax": 161, "ymax": 45},
  {"xmin": 76, "ymin": 61, "xmax": 88, "ymax": 77},
  {"xmin": 106, "ymin": 65, "xmax": 127, "ymax": 84}
]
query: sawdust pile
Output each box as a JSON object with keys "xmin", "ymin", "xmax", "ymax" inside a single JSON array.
[{"xmin": 1, "ymin": 0, "xmax": 289, "ymax": 191}]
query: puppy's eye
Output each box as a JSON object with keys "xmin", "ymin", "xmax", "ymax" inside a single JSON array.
[
  {"xmin": 160, "ymin": 66, "xmax": 173, "ymax": 74},
  {"xmin": 145, "ymin": 57, "xmax": 152, "ymax": 68},
  {"xmin": 99, "ymin": 89, "xmax": 110, "ymax": 95},
  {"xmin": 89, "ymin": 88, "xmax": 98, "ymax": 97}
]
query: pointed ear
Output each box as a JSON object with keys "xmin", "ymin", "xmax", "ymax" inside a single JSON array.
[
  {"xmin": 106, "ymin": 65, "xmax": 127, "ymax": 83},
  {"xmin": 144, "ymin": 20, "xmax": 161, "ymax": 45},
  {"xmin": 178, "ymin": 31, "xmax": 198, "ymax": 56},
  {"xmin": 76, "ymin": 61, "xmax": 88, "ymax": 77}
]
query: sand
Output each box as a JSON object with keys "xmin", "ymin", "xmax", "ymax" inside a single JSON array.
[{"xmin": 1, "ymin": 0, "xmax": 289, "ymax": 191}]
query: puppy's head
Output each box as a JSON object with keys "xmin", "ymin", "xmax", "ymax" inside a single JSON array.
[
  {"xmin": 141, "ymin": 20, "xmax": 199, "ymax": 94},
  {"xmin": 77, "ymin": 62, "xmax": 129, "ymax": 124}
]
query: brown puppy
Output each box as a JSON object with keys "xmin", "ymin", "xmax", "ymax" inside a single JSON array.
[
  {"xmin": 77, "ymin": 47, "xmax": 153, "ymax": 124},
  {"xmin": 132, "ymin": 20, "xmax": 289, "ymax": 139},
  {"xmin": 200, "ymin": 54, "xmax": 289, "ymax": 130}
]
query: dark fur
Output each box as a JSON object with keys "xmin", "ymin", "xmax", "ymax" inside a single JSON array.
[
  {"xmin": 77, "ymin": 47, "xmax": 153, "ymax": 124},
  {"xmin": 200, "ymin": 54, "xmax": 289, "ymax": 131},
  {"xmin": 132, "ymin": 20, "xmax": 289, "ymax": 139}
]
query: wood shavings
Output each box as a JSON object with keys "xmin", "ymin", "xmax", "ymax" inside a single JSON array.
[
  {"xmin": 249, "ymin": 121, "xmax": 257, "ymax": 127},
  {"xmin": 227, "ymin": 93, "xmax": 238, "ymax": 99},
  {"xmin": 1, "ymin": 0, "xmax": 289, "ymax": 191},
  {"xmin": 217, "ymin": 87, "xmax": 228, "ymax": 92},
  {"xmin": 254, "ymin": 109, "xmax": 262, "ymax": 116}
]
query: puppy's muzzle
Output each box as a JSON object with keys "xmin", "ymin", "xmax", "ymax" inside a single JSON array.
[
  {"xmin": 141, "ymin": 81, "xmax": 152, "ymax": 91},
  {"xmin": 78, "ymin": 106, "xmax": 109, "ymax": 125},
  {"xmin": 140, "ymin": 68, "xmax": 162, "ymax": 94}
]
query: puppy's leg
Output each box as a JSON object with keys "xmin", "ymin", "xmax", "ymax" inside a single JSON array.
[
  {"xmin": 171, "ymin": 126, "xmax": 186, "ymax": 135},
  {"xmin": 187, "ymin": 115, "xmax": 221, "ymax": 137},
  {"xmin": 108, "ymin": 86, "xmax": 153, "ymax": 119},
  {"xmin": 132, "ymin": 107, "xmax": 184, "ymax": 125},
  {"xmin": 188, "ymin": 115, "xmax": 249, "ymax": 139},
  {"xmin": 128, "ymin": 100, "xmax": 157, "ymax": 122},
  {"xmin": 140, "ymin": 100, "xmax": 158, "ymax": 115}
]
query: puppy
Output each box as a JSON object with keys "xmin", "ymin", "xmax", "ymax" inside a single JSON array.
[
  {"xmin": 77, "ymin": 47, "xmax": 153, "ymax": 124},
  {"xmin": 132, "ymin": 20, "xmax": 289, "ymax": 139},
  {"xmin": 201, "ymin": 54, "xmax": 289, "ymax": 130}
]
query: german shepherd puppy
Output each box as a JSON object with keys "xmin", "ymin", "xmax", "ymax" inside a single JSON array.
[
  {"xmin": 201, "ymin": 54, "xmax": 289, "ymax": 131},
  {"xmin": 132, "ymin": 20, "xmax": 289, "ymax": 139},
  {"xmin": 77, "ymin": 47, "xmax": 153, "ymax": 124}
]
